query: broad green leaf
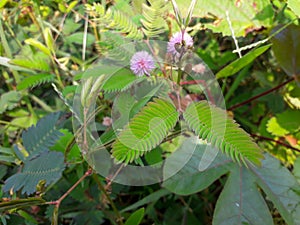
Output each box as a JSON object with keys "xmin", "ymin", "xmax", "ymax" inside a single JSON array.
[
  {"xmin": 101, "ymin": 68, "xmax": 142, "ymax": 93},
  {"xmin": 50, "ymin": 129, "xmax": 81, "ymax": 163},
  {"xmin": 163, "ymin": 143, "xmax": 233, "ymax": 195},
  {"xmin": 216, "ymin": 44, "xmax": 271, "ymax": 79},
  {"xmin": 124, "ymin": 208, "xmax": 145, "ymax": 225},
  {"xmin": 250, "ymin": 154, "xmax": 300, "ymax": 225},
  {"xmin": 183, "ymin": 101, "xmax": 264, "ymax": 166},
  {"xmin": 0, "ymin": 91, "xmax": 22, "ymax": 114},
  {"xmin": 0, "ymin": 197, "xmax": 45, "ymax": 212},
  {"xmin": 213, "ymin": 165, "xmax": 273, "ymax": 225},
  {"xmin": 25, "ymin": 38, "xmax": 51, "ymax": 56},
  {"xmin": 17, "ymin": 74, "xmax": 55, "ymax": 90},
  {"xmin": 3, "ymin": 151, "xmax": 65, "ymax": 195},
  {"xmin": 177, "ymin": 0, "xmax": 274, "ymax": 36},
  {"xmin": 271, "ymin": 24, "xmax": 300, "ymax": 79},
  {"xmin": 22, "ymin": 113, "xmax": 63, "ymax": 160},
  {"xmin": 266, "ymin": 110, "xmax": 300, "ymax": 136},
  {"xmin": 121, "ymin": 189, "xmax": 170, "ymax": 212},
  {"xmin": 288, "ymin": 0, "xmax": 300, "ymax": 17},
  {"xmin": 65, "ymin": 32, "xmax": 96, "ymax": 46},
  {"xmin": 111, "ymin": 98, "xmax": 179, "ymax": 164}
]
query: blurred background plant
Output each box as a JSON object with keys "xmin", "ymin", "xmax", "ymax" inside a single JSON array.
[{"xmin": 0, "ymin": 0, "xmax": 299, "ymax": 224}]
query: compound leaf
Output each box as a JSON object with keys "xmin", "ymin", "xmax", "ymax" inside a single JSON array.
[
  {"xmin": 111, "ymin": 98, "xmax": 179, "ymax": 164},
  {"xmin": 3, "ymin": 151, "xmax": 65, "ymax": 195},
  {"xmin": 22, "ymin": 113, "xmax": 63, "ymax": 161},
  {"xmin": 183, "ymin": 101, "xmax": 263, "ymax": 166}
]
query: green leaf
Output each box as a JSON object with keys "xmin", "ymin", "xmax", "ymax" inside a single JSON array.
[
  {"xmin": 0, "ymin": 0, "xmax": 8, "ymax": 8},
  {"xmin": 0, "ymin": 197, "xmax": 45, "ymax": 212},
  {"xmin": 86, "ymin": 3, "xmax": 143, "ymax": 39},
  {"xmin": 288, "ymin": 0, "xmax": 300, "ymax": 17},
  {"xmin": 177, "ymin": 0, "xmax": 274, "ymax": 36},
  {"xmin": 250, "ymin": 154, "xmax": 300, "ymax": 225},
  {"xmin": 24, "ymin": 38, "xmax": 51, "ymax": 56},
  {"xmin": 266, "ymin": 110, "xmax": 300, "ymax": 136},
  {"xmin": 0, "ymin": 146, "xmax": 17, "ymax": 163},
  {"xmin": 0, "ymin": 91, "xmax": 22, "ymax": 114},
  {"xmin": 22, "ymin": 113, "xmax": 63, "ymax": 160},
  {"xmin": 216, "ymin": 44, "xmax": 271, "ymax": 79},
  {"xmin": 213, "ymin": 165, "xmax": 273, "ymax": 225},
  {"xmin": 65, "ymin": 32, "xmax": 96, "ymax": 46},
  {"xmin": 124, "ymin": 208, "xmax": 145, "ymax": 225},
  {"xmin": 101, "ymin": 68, "xmax": 141, "ymax": 93},
  {"xmin": 163, "ymin": 143, "xmax": 233, "ymax": 195},
  {"xmin": 271, "ymin": 24, "xmax": 300, "ymax": 79},
  {"xmin": 17, "ymin": 74, "xmax": 55, "ymax": 90},
  {"xmin": 3, "ymin": 151, "xmax": 65, "ymax": 195},
  {"xmin": 183, "ymin": 101, "xmax": 263, "ymax": 166},
  {"xmin": 141, "ymin": 0, "xmax": 169, "ymax": 37},
  {"xmin": 10, "ymin": 53, "xmax": 51, "ymax": 72},
  {"xmin": 50, "ymin": 129, "xmax": 81, "ymax": 163},
  {"xmin": 111, "ymin": 98, "xmax": 179, "ymax": 164},
  {"xmin": 121, "ymin": 189, "xmax": 170, "ymax": 212},
  {"xmin": 0, "ymin": 56, "xmax": 35, "ymax": 73}
]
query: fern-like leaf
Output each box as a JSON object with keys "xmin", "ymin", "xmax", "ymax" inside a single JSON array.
[
  {"xmin": 141, "ymin": 0, "xmax": 169, "ymax": 37},
  {"xmin": 183, "ymin": 101, "xmax": 263, "ymax": 166},
  {"xmin": 111, "ymin": 98, "xmax": 179, "ymax": 164},
  {"xmin": 22, "ymin": 112, "xmax": 63, "ymax": 161},
  {"xmin": 86, "ymin": 3, "xmax": 143, "ymax": 39},
  {"xmin": 3, "ymin": 151, "xmax": 65, "ymax": 195},
  {"xmin": 17, "ymin": 74, "xmax": 55, "ymax": 90}
]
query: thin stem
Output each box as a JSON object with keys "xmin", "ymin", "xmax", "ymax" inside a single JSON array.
[
  {"xmin": 252, "ymin": 134, "xmax": 300, "ymax": 153},
  {"xmin": 228, "ymin": 78, "xmax": 294, "ymax": 111},
  {"xmin": 93, "ymin": 174, "xmax": 124, "ymax": 225},
  {"xmin": 47, "ymin": 168, "xmax": 93, "ymax": 208}
]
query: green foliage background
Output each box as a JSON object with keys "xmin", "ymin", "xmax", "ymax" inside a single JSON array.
[{"xmin": 0, "ymin": 0, "xmax": 300, "ymax": 224}]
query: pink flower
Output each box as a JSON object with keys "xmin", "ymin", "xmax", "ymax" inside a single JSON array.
[
  {"xmin": 167, "ymin": 31, "xmax": 193, "ymax": 56},
  {"xmin": 130, "ymin": 51, "xmax": 155, "ymax": 77},
  {"xmin": 102, "ymin": 116, "xmax": 112, "ymax": 127}
]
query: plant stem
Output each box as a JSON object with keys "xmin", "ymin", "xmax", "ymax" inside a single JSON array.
[
  {"xmin": 47, "ymin": 168, "xmax": 93, "ymax": 225},
  {"xmin": 93, "ymin": 174, "xmax": 124, "ymax": 225},
  {"xmin": 251, "ymin": 134, "xmax": 300, "ymax": 153},
  {"xmin": 228, "ymin": 77, "xmax": 294, "ymax": 111}
]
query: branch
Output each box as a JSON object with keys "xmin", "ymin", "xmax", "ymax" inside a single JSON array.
[
  {"xmin": 252, "ymin": 134, "xmax": 300, "ymax": 153},
  {"xmin": 228, "ymin": 77, "xmax": 294, "ymax": 111}
]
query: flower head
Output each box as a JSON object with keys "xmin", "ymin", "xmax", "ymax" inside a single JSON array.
[
  {"xmin": 167, "ymin": 31, "xmax": 193, "ymax": 56},
  {"xmin": 130, "ymin": 51, "xmax": 155, "ymax": 77}
]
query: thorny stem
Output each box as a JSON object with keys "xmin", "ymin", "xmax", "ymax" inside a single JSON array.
[
  {"xmin": 251, "ymin": 134, "xmax": 300, "ymax": 153},
  {"xmin": 228, "ymin": 77, "xmax": 295, "ymax": 111}
]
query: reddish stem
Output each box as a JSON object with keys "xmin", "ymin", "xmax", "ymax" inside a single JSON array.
[
  {"xmin": 228, "ymin": 78, "xmax": 294, "ymax": 111},
  {"xmin": 251, "ymin": 134, "xmax": 300, "ymax": 153}
]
